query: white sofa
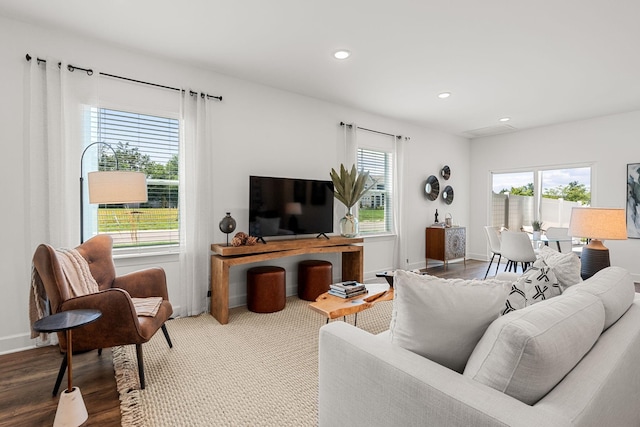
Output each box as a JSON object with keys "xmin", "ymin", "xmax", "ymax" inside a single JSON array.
[{"xmin": 318, "ymin": 267, "xmax": 640, "ymax": 426}]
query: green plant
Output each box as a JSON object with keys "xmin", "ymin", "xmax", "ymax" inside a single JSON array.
[
  {"xmin": 532, "ymin": 220, "xmax": 543, "ymax": 231},
  {"xmin": 329, "ymin": 164, "xmax": 375, "ymax": 209}
]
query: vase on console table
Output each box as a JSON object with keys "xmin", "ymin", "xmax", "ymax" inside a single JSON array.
[{"xmin": 339, "ymin": 208, "xmax": 359, "ymax": 238}]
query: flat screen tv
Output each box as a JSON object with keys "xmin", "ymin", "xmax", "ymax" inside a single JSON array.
[{"xmin": 249, "ymin": 176, "xmax": 334, "ymax": 238}]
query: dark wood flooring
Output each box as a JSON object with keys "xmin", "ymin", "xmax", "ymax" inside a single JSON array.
[{"xmin": 0, "ymin": 259, "xmax": 566, "ymax": 426}]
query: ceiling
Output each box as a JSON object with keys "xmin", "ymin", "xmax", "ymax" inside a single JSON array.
[{"xmin": 2, "ymin": 0, "xmax": 640, "ymax": 138}]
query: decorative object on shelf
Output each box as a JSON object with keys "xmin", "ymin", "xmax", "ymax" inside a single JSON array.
[
  {"xmin": 445, "ymin": 213, "xmax": 453, "ymax": 227},
  {"xmin": 532, "ymin": 220, "xmax": 543, "ymax": 240},
  {"xmin": 434, "ymin": 209, "xmax": 439, "ymax": 223},
  {"xmin": 330, "ymin": 164, "xmax": 375, "ymax": 237},
  {"xmin": 219, "ymin": 212, "xmax": 237, "ymax": 246},
  {"xmin": 568, "ymin": 207, "xmax": 627, "ymax": 279},
  {"xmin": 441, "ymin": 165, "xmax": 451, "ymax": 180},
  {"xmin": 231, "ymin": 231, "xmax": 258, "ymax": 247},
  {"xmin": 442, "ymin": 185, "xmax": 454, "ymax": 204},
  {"xmin": 425, "ymin": 175, "xmax": 440, "ymax": 201}
]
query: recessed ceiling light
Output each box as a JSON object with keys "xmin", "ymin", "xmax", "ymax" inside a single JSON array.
[
  {"xmin": 333, "ymin": 50, "xmax": 351, "ymax": 60},
  {"xmin": 438, "ymin": 92, "xmax": 451, "ymax": 99},
  {"xmin": 499, "ymin": 117, "xmax": 510, "ymax": 122}
]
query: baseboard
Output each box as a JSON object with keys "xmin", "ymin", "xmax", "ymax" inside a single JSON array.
[{"xmin": 0, "ymin": 333, "xmax": 36, "ymax": 356}]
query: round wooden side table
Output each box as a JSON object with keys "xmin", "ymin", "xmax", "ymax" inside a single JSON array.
[{"xmin": 33, "ymin": 309, "xmax": 102, "ymax": 427}]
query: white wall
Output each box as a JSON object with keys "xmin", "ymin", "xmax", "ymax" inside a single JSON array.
[
  {"xmin": 469, "ymin": 111, "xmax": 640, "ymax": 282},
  {"xmin": 0, "ymin": 15, "xmax": 470, "ymax": 354}
]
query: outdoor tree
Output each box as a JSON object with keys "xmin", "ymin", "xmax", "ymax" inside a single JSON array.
[{"xmin": 543, "ymin": 181, "xmax": 590, "ymax": 204}]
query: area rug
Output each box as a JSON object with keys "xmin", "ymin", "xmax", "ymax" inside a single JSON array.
[{"xmin": 112, "ymin": 296, "xmax": 393, "ymax": 426}]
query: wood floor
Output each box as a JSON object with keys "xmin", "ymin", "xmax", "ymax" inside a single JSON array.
[{"xmin": 0, "ymin": 259, "xmax": 491, "ymax": 426}]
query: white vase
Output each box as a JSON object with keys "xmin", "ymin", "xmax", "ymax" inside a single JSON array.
[
  {"xmin": 339, "ymin": 208, "xmax": 359, "ymax": 238},
  {"xmin": 532, "ymin": 231, "xmax": 541, "ymax": 241}
]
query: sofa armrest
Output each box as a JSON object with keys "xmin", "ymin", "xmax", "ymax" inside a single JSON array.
[{"xmin": 319, "ymin": 322, "xmax": 568, "ymax": 427}]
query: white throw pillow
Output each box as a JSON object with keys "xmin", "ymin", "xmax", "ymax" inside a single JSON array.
[
  {"xmin": 501, "ymin": 259, "xmax": 561, "ymax": 315},
  {"xmin": 563, "ymin": 266, "xmax": 635, "ymax": 331},
  {"xmin": 538, "ymin": 246, "xmax": 582, "ymax": 291},
  {"xmin": 389, "ymin": 270, "xmax": 512, "ymax": 373},
  {"xmin": 464, "ymin": 292, "xmax": 605, "ymax": 405}
]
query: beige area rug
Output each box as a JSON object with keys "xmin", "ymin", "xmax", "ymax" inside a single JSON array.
[{"xmin": 113, "ymin": 296, "xmax": 393, "ymax": 426}]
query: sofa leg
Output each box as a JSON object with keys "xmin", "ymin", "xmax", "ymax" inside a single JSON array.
[
  {"xmin": 161, "ymin": 324, "xmax": 173, "ymax": 348},
  {"xmin": 136, "ymin": 344, "xmax": 145, "ymax": 390}
]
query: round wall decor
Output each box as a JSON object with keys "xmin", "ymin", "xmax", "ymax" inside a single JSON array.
[
  {"xmin": 425, "ymin": 175, "xmax": 440, "ymax": 201},
  {"xmin": 442, "ymin": 185, "xmax": 454, "ymax": 204},
  {"xmin": 441, "ymin": 165, "xmax": 451, "ymax": 180}
]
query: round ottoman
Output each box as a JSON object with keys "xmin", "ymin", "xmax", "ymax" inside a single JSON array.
[
  {"xmin": 246, "ymin": 266, "xmax": 286, "ymax": 313},
  {"xmin": 298, "ymin": 260, "xmax": 333, "ymax": 301}
]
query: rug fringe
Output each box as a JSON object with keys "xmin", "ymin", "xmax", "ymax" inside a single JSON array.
[{"xmin": 112, "ymin": 345, "xmax": 145, "ymax": 427}]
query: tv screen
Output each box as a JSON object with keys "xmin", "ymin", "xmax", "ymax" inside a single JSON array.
[{"xmin": 249, "ymin": 176, "xmax": 334, "ymax": 237}]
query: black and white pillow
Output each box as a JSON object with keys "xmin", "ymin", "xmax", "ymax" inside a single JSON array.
[{"xmin": 501, "ymin": 259, "xmax": 561, "ymax": 315}]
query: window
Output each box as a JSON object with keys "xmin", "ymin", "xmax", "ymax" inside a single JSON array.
[
  {"xmin": 491, "ymin": 166, "xmax": 591, "ymax": 231},
  {"xmin": 357, "ymin": 148, "xmax": 393, "ymax": 234},
  {"xmin": 86, "ymin": 108, "xmax": 180, "ymax": 248}
]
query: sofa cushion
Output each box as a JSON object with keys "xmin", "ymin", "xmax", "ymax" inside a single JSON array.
[
  {"xmin": 563, "ymin": 266, "xmax": 635, "ymax": 331},
  {"xmin": 538, "ymin": 246, "xmax": 582, "ymax": 291},
  {"xmin": 501, "ymin": 259, "xmax": 561, "ymax": 315},
  {"xmin": 389, "ymin": 270, "xmax": 511, "ymax": 373},
  {"xmin": 464, "ymin": 292, "xmax": 605, "ymax": 405}
]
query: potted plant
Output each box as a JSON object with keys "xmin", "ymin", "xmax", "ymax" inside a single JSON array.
[
  {"xmin": 330, "ymin": 164, "xmax": 375, "ymax": 237},
  {"xmin": 532, "ymin": 220, "xmax": 543, "ymax": 240}
]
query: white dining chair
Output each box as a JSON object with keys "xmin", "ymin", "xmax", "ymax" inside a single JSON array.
[
  {"xmin": 545, "ymin": 227, "xmax": 572, "ymax": 253},
  {"xmin": 483, "ymin": 226, "xmax": 502, "ymax": 278},
  {"xmin": 500, "ymin": 230, "xmax": 537, "ymax": 273}
]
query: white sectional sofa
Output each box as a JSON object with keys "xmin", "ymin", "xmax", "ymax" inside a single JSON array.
[{"xmin": 318, "ymin": 266, "xmax": 640, "ymax": 426}]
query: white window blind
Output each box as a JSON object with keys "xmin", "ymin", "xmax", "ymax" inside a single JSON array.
[
  {"xmin": 88, "ymin": 107, "xmax": 180, "ymax": 248},
  {"xmin": 357, "ymin": 148, "xmax": 393, "ymax": 234}
]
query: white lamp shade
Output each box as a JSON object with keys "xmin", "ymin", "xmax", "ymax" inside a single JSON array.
[
  {"xmin": 87, "ymin": 171, "xmax": 148, "ymax": 204},
  {"xmin": 568, "ymin": 207, "xmax": 627, "ymax": 240}
]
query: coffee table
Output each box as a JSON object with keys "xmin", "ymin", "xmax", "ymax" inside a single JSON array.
[{"xmin": 309, "ymin": 283, "xmax": 393, "ymax": 326}]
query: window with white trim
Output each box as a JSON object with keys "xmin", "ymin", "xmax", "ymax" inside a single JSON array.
[
  {"xmin": 357, "ymin": 148, "xmax": 393, "ymax": 234},
  {"xmin": 86, "ymin": 107, "xmax": 180, "ymax": 248}
]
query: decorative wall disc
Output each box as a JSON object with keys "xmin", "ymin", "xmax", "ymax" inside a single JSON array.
[
  {"xmin": 425, "ymin": 175, "xmax": 440, "ymax": 201},
  {"xmin": 441, "ymin": 165, "xmax": 451, "ymax": 180},
  {"xmin": 442, "ymin": 185, "xmax": 454, "ymax": 204}
]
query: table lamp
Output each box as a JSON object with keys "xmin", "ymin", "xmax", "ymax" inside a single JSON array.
[{"xmin": 568, "ymin": 207, "xmax": 627, "ymax": 279}]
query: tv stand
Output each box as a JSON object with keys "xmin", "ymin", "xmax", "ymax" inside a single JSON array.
[{"xmin": 210, "ymin": 236, "xmax": 364, "ymax": 324}]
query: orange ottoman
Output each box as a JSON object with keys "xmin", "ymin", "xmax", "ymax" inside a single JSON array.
[
  {"xmin": 246, "ymin": 266, "xmax": 286, "ymax": 313},
  {"xmin": 298, "ymin": 260, "xmax": 333, "ymax": 301}
]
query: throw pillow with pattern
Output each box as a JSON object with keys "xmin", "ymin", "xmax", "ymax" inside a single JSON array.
[{"xmin": 501, "ymin": 259, "xmax": 561, "ymax": 315}]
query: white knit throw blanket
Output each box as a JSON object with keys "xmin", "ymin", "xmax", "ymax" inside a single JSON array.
[{"xmin": 30, "ymin": 248, "xmax": 99, "ymax": 338}]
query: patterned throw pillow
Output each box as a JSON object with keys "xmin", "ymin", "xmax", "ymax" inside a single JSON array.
[{"xmin": 501, "ymin": 259, "xmax": 561, "ymax": 315}]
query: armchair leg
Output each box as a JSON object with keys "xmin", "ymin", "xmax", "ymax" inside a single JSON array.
[
  {"xmin": 98, "ymin": 348, "xmax": 102, "ymax": 356},
  {"xmin": 136, "ymin": 344, "xmax": 145, "ymax": 390},
  {"xmin": 52, "ymin": 355, "xmax": 67, "ymax": 396},
  {"xmin": 161, "ymin": 324, "xmax": 173, "ymax": 348}
]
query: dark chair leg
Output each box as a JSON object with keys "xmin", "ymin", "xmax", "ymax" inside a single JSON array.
[
  {"xmin": 161, "ymin": 324, "xmax": 173, "ymax": 348},
  {"xmin": 495, "ymin": 255, "xmax": 502, "ymax": 276},
  {"xmin": 52, "ymin": 355, "xmax": 67, "ymax": 396},
  {"xmin": 484, "ymin": 253, "xmax": 497, "ymax": 279},
  {"xmin": 98, "ymin": 348, "xmax": 102, "ymax": 356},
  {"xmin": 136, "ymin": 343, "xmax": 145, "ymax": 390}
]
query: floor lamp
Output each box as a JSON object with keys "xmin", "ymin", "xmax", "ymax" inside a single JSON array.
[
  {"xmin": 568, "ymin": 207, "xmax": 627, "ymax": 280},
  {"xmin": 80, "ymin": 142, "xmax": 148, "ymax": 243}
]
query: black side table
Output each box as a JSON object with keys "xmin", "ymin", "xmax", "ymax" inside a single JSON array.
[{"xmin": 33, "ymin": 309, "xmax": 101, "ymax": 427}]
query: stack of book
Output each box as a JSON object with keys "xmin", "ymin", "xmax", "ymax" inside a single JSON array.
[{"xmin": 328, "ymin": 281, "xmax": 367, "ymax": 299}]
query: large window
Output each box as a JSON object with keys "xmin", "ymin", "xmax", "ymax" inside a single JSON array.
[
  {"xmin": 491, "ymin": 166, "xmax": 591, "ymax": 231},
  {"xmin": 357, "ymin": 148, "xmax": 393, "ymax": 234},
  {"xmin": 86, "ymin": 108, "xmax": 180, "ymax": 248}
]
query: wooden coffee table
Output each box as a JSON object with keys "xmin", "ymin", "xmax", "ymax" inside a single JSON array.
[{"xmin": 309, "ymin": 283, "xmax": 393, "ymax": 326}]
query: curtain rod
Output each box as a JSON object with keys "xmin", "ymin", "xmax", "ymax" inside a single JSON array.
[
  {"xmin": 25, "ymin": 54, "xmax": 223, "ymax": 101},
  {"xmin": 340, "ymin": 121, "xmax": 409, "ymax": 140}
]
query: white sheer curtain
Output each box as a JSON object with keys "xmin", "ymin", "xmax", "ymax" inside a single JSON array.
[
  {"xmin": 179, "ymin": 92, "xmax": 214, "ymax": 316},
  {"xmin": 393, "ymin": 137, "xmax": 406, "ymax": 270},
  {"xmin": 24, "ymin": 58, "xmax": 96, "ymax": 252}
]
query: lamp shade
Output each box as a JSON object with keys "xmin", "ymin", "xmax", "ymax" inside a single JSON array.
[
  {"xmin": 87, "ymin": 171, "xmax": 148, "ymax": 204},
  {"xmin": 568, "ymin": 207, "xmax": 627, "ymax": 240}
]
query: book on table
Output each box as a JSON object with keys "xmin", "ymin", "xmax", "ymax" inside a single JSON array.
[
  {"xmin": 328, "ymin": 288, "xmax": 368, "ymax": 299},
  {"xmin": 328, "ymin": 281, "xmax": 366, "ymax": 298}
]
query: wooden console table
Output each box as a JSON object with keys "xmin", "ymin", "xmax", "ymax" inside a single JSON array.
[{"xmin": 210, "ymin": 237, "xmax": 364, "ymax": 324}]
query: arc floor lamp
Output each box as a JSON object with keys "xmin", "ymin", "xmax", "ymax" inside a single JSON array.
[{"xmin": 80, "ymin": 142, "xmax": 148, "ymax": 243}]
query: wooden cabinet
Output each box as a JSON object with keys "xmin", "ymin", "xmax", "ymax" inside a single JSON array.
[{"xmin": 425, "ymin": 226, "xmax": 466, "ymax": 268}]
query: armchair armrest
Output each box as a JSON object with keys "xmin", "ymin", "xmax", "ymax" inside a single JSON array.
[
  {"xmin": 318, "ymin": 322, "xmax": 568, "ymax": 427},
  {"xmin": 113, "ymin": 267, "xmax": 169, "ymax": 299}
]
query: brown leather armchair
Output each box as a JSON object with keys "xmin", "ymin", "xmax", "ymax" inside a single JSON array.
[{"xmin": 32, "ymin": 234, "xmax": 173, "ymax": 394}]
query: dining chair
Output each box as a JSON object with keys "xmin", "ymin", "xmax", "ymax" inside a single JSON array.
[
  {"xmin": 483, "ymin": 226, "xmax": 502, "ymax": 279},
  {"xmin": 500, "ymin": 230, "xmax": 537, "ymax": 273},
  {"xmin": 545, "ymin": 227, "xmax": 572, "ymax": 253}
]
